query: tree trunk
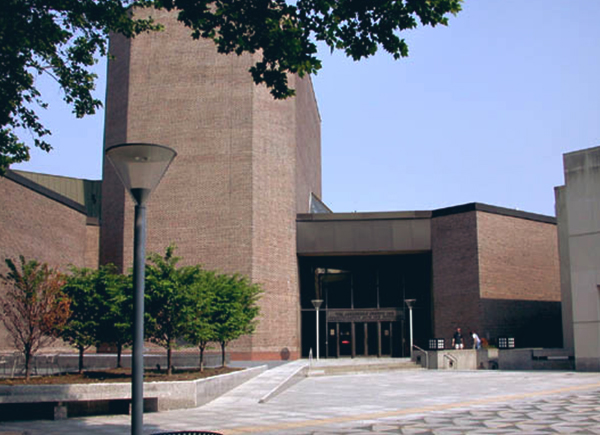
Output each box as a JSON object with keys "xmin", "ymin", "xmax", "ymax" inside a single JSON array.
[
  {"xmin": 167, "ymin": 344, "xmax": 172, "ymax": 376},
  {"xmin": 24, "ymin": 348, "xmax": 32, "ymax": 380},
  {"xmin": 220, "ymin": 341, "xmax": 226, "ymax": 368},
  {"xmin": 78, "ymin": 346, "xmax": 85, "ymax": 374},
  {"xmin": 198, "ymin": 344, "xmax": 205, "ymax": 372},
  {"xmin": 116, "ymin": 343, "xmax": 123, "ymax": 368}
]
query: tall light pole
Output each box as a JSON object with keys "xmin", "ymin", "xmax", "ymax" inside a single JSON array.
[
  {"xmin": 106, "ymin": 143, "xmax": 176, "ymax": 435},
  {"xmin": 405, "ymin": 299, "xmax": 416, "ymax": 359},
  {"xmin": 311, "ymin": 299, "xmax": 323, "ymax": 361}
]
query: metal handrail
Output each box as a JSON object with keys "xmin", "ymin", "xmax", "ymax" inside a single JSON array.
[
  {"xmin": 412, "ymin": 344, "xmax": 429, "ymax": 368},
  {"xmin": 443, "ymin": 352, "xmax": 458, "ymax": 369}
]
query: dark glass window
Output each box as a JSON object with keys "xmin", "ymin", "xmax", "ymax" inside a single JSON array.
[
  {"xmin": 325, "ymin": 275, "xmax": 351, "ymax": 309},
  {"xmin": 353, "ymin": 269, "xmax": 377, "ymax": 308},
  {"xmin": 379, "ymin": 266, "xmax": 402, "ymax": 308}
]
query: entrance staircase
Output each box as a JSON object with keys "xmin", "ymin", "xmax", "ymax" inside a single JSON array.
[{"xmin": 307, "ymin": 357, "xmax": 422, "ymax": 377}]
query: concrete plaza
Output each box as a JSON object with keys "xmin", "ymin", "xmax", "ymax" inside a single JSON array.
[{"xmin": 1, "ymin": 361, "xmax": 600, "ymax": 434}]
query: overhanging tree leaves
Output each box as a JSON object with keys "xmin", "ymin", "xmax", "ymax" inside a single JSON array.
[
  {"xmin": 1, "ymin": 0, "xmax": 461, "ymax": 171},
  {"xmin": 0, "ymin": 0, "xmax": 159, "ymax": 172},
  {"xmin": 0, "ymin": 256, "xmax": 70, "ymax": 380},
  {"xmin": 158, "ymin": 0, "xmax": 462, "ymax": 98}
]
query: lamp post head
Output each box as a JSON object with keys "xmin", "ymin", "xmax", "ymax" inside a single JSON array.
[
  {"xmin": 405, "ymin": 299, "xmax": 416, "ymax": 309},
  {"xmin": 105, "ymin": 143, "xmax": 177, "ymax": 205},
  {"xmin": 311, "ymin": 299, "xmax": 323, "ymax": 310}
]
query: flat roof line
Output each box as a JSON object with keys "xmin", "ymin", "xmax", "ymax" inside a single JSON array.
[{"xmin": 297, "ymin": 202, "xmax": 556, "ymax": 225}]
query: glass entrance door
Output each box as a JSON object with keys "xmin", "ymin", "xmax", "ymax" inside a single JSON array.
[{"xmin": 338, "ymin": 323, "xmax": 352, "ymax": 357}]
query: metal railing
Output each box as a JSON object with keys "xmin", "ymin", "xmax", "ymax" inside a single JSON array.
[
  {"xmin": 412, "ymin": 344, "xmax": 429, "ymax": 368},
  {"xmin": 443, "ymin": 352, "xmax": 458, "ymax": 369}
]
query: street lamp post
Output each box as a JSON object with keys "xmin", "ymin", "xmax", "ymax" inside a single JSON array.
[
  {"xmin": 405, "ymin": 299, "xmax": 416, "ymax": 359},
  {"xmin": 105, "ymin": 143, "xmax": 176, "ymax": 435},
  {"xmin": 311, "ymin": 299, "xmax": 323, "ymax": 361}
]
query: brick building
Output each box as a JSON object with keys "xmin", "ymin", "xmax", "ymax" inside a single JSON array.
[{"xmin": 0, "ymin": 10, "xmax": 562, "ymax": 359}]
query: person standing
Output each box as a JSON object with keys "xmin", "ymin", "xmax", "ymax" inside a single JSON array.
[
  {"xmin": 471, "ymin": 330, "xmax": 482, "ymax": 349},
  {"xmin": 452, "ymin": 327, "xmax": 464, "ymax": 349}
]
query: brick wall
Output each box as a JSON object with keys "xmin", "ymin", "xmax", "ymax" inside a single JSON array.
[
  {"xmin": 477, "ymin": 211, "xmax": 562, "ymax": 347},
  {"xmin": 85, "ymin": 220, "xmax": 100, "ymax": 269},
  {"xmin": 294, "ymin": 76, "xmax": 322, "ymax": 213},
  {"xmin": 0, "ymin": 177, "xmax": 89, "ymax": 351},
  {"xmin": 101, "ymin": 9, "xmax": 319, "ymax": 359},
  {"xmin": 431, "ymin": 211, "xmax": 481, "ymax": 342},
  {"xmin": 477, "ymin": 211, "xmax": 560, "ymax": 302}
]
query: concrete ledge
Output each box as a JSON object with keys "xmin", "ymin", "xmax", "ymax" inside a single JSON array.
[
  {"xmin": 414, "ymin": 348, "xmax": 574, "ymax": 371},
  {"xmin": 0, "ymin": 365, "xmax": 266, "ymax": 419},
  {"xmin": 258, "ymin": 364, "xmax": 308, "ymax": 404},
  {"xmin": 499, "ymin": 349, "xmax": 574, "ymax": 371}
]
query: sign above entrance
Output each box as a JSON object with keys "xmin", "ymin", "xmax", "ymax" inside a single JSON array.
[{"xmin": 327, "ymin": 309, "xmax": 404, "ymax": 323}]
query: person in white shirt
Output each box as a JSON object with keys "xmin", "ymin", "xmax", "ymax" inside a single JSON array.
[{"xmin": 471, "ymin": 331, "xmax": 482, "ymax": 350}]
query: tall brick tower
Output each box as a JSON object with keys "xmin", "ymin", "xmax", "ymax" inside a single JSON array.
[{"xmin": 100, "ymin": 9, "xmax": 321, "ymax": 360}]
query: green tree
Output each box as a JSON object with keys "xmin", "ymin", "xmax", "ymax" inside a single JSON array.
[
  {"xmin": 1, "ymin": 0, "xmax": 461, "ymax": 171},
  {"xmin": 94, "ymin": 265, "xmax": 132, "ymax": 368},
  {"xmin": 212, "ymin": 274, "xmax": 262, "ymax": 368},
  {"xmin": 61, "ymin": 267, "xmax": 105, "ymax": 373},
  {"xmin": 145, "ymin": 245, "xmax": 200, "ymax": 375},
  {"xmin": 0, "ymin": 256, "xmax": 70, "ymax": 380},
  {"xmin": 184, "ymin": 270, "xmax": 217, "ymax": 372}
]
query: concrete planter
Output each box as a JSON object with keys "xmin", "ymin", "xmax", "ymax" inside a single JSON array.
[{"xmin": 0, "ymin": 365, "xmax": 266, "ymax": 420}]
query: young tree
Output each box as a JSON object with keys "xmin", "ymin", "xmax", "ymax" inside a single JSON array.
[
  {"xmin": 212, "ymin": 274, "xmax": 262, "ymax": 368},
  {"xmin": 94, "ymin": 265, "xmax": 132, "ymax": 368},
  {"xmin": 184, "ymin": 270, "xmax": 217, "ymax": 372},
  {"xmin": 0, "ymin": 256, "xmax": 70, "ymax": 380},
  {"xmin": 145, "ymin": 245, "xmax": 200, "ymax": 375},
  {"xmin": 61, "ymin": 267, "xmax": 105, "ymax": 373},
  {"xmin": 1, "ymin": 0, "xmax": 462, "ymax": 171}
]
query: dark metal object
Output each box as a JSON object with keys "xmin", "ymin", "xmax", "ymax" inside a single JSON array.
[{"xmin": 131, "ymin": 203, "xmax": 146, "ymax": 434}]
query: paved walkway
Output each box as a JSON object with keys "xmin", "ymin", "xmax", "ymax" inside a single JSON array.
[{"xmin": 2, "ymin": 364, "xmax": 600, "ymax": 434}]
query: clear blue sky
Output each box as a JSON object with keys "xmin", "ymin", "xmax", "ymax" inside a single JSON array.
[{"xmin": 13, "ymin": 1, "xmax": 600, "ymax": 217}]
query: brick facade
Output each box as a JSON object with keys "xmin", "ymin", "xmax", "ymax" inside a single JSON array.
[
  {"xmin": 431, "ymin": 207, "xmax": 561, "ymax": 348},
  {"xmin": 0, "ymin": 175, "xmax": 92, "ymax": 351},
  {"xmin": 477, "ymin": 211, "xmax": 562, "ymax": 347},
  {"xmin": 477, "ymin": 211, "xmax": 560, "ymax": 302},
  {"xmin": 100, "ymin": 9, "xmax": 320, "ymax": 359},
  {"xmin": 431, "ymin": 211, "xmax": 481, "ymax": 341}
]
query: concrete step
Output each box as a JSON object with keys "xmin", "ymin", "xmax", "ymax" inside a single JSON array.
[{"xmin": 307, "ymin": 359, "xmax": 423, "ymax": 377}]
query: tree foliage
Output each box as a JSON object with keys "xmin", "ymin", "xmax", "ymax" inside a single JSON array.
[
  {"xmin": 1, "ymin": 0, "xmax": 461, "ymax": 172},
  {"xmin": 146, "ymin": 245, "xmax": 262, "ymax": 371},
  {"xmin": 0, "ymin": 256, "xmax": 70, "ymax": 379},
  {"xmin": 157, "ymin": 0, "xmax": 462, "ymax": 99},
  {"xmin": 211, "ymin": 273, "xmax": 262, "ymax": 368},
  {"xmin": 95, "ymin": 265, "xmax": 132, "ymax": 368},
  {"xmin": 61, "ymin": 264, "xmax": 130, "ymax": 372},
  {"xmin": 184, "ymin": 270, "xmax": 217, "ymax": 372},
  {"xmin": 145, "ymin": 245, "xmax": 201, "ymax": 375},
  {"xmin": 61, "ymin": 267, "xmax": 105, "ymax": 373},
  {"xmin": 0, "ymin": 0, "xmax": 159, "ymax": 172}
]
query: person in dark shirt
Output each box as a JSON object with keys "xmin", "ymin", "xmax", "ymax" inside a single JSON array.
[{"xmin": 452, "ymin": 327, "xmax": 464, "ymax": 349}]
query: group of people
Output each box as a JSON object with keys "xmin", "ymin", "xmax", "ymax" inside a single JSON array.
[{"xmin": 451, "ymin": 327, "xmax": 482, "ymax": 350}]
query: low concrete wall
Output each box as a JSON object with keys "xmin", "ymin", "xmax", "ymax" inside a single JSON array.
[
  {"xmin": 499, "ymin": 348, "xmax": 574, "ymax": 371},
  {"xmin": 0, "ymin": 365, "xmax": 266, "ymax": 417},
  {"xmin": 414, "ymin": 348, "xmax": 573, "ymax": 370},
  {"xmin": 0, "ymin": 352, "xmax": 226, "ymax": 377}
]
